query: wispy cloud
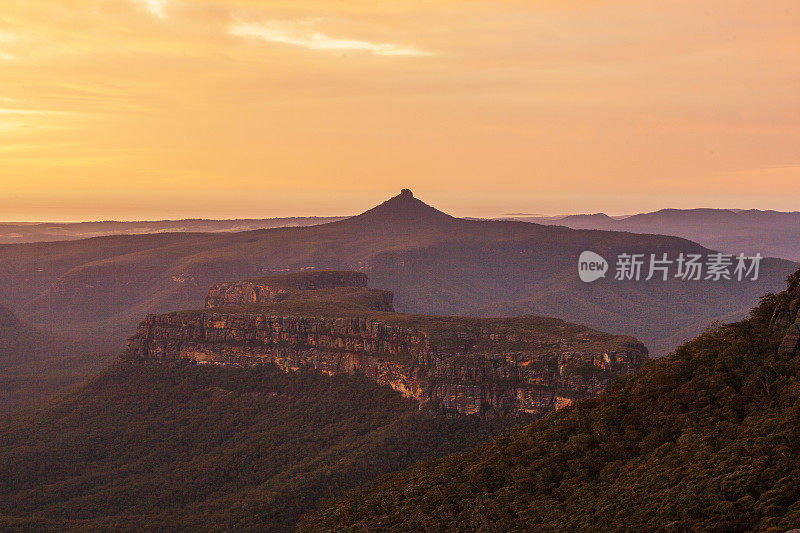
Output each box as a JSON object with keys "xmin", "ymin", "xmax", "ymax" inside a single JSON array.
[
  {"xmin": 229, "ymin": 20, "xmax": 432, "ymax": 57},
  {"xmin": 134, "ymin": 0, "xmax": 167, "ymax": 19},
  {"xmin": 0, "ymin": 31, "xmax": 18, "ymax": 61},
  {"xmin": 0, "ymin": 108, "xmax": 69, "ymax": 116}
]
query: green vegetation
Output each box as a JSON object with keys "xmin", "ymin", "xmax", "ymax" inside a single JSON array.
[
  {"xmin": 384, "ymin": 314, "xmax": 642, "ymax": 355},
  {"xmin": 0, "ymin": 305, "xmax": 111, "ymax": 410},
  {"xmin": 0, "ymin": 362, "xmax": 514, "ymax": 532},
  {"xmin": 300, "ymin": 273, "xmax": 800, "ymax": 532},
  {"xmin": 186, "ymin": 287, "xmax": 392, "ymax": 317},
  {"xmin": 215, "ymin": 270, "xmax": 366, "ymax": 289}
]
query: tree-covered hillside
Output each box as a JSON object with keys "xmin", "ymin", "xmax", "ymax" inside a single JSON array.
[
  {"xmin": 300, "ymin": 271, "xmax": 800, "ymax": 532},
  {"xmin": 0, "ymin": 304, "xmax": 110, "ymax": 410},
  {"xmin": 0, "ymin": 363, "xmax": 512, "ymax": 532}
]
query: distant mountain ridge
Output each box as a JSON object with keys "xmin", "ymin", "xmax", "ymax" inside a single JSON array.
[
  {"xmin": 0, "ymin": 216, "xmax": 345, "ymax": 244},
  {"xmin": 0, "ymin": 190, "xmax": 796, "ymax": 371},
  {"xmin": 509, "ymin": 208, "xmax": 800, "ymax": 261},
  {"xmin": 6, "ymin": 206, "xmax": 797, "ymax": 263}
]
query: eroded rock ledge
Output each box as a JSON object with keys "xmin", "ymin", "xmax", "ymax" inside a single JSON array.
[
  {"xmin": 126, "ymin": 271, "xmax": 648, "ymax": 418},
  {"xmin": 204, "ymin": 271, "xmax": 387, "ymax": 309},
  {"xmin": 771, "ymin": 270, "xmax": 800, "ymax": 356}
]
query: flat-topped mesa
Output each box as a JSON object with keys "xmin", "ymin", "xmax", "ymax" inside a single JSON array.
[
  {"xmin": 126, "ymin": 271, "xmax": 648, "ymax": 418},
  {"xmin": 204, "ymin": 270, "xmax": 381, "ymax": 309}
]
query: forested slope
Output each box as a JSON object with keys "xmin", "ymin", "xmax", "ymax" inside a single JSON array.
[
  {"xmin": 0, "ymin": 363, "xmax": 512, "ymax": 532},
  {"xmin": 301, "ymin": 270, "xmax": 800, "ymax": 532}
]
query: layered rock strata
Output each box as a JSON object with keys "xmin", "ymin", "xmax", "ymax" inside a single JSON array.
[
  {"xmin": 127, "ymin": 273, "xmax": 648, "ymax": 418},
  {"xmin": 771, "ymin": 271, "xmax": 800, "ymax": 356}
]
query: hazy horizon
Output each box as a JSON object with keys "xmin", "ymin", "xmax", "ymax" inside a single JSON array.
[{"xmin": 3, "ymin": 202, "xmax": 800, "ymax": 224}]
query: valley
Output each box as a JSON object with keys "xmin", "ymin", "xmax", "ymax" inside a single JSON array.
[
  {"xmin": 0, "ymin": 269, "xmax": 649, "ymax": 530},
  {"xmin": 0, "ymin": 363, "xmax": 512, "ymax": 531},
  {"xmin": 0, "ymin": 305, "xmax": 112, "ymax": 410}
]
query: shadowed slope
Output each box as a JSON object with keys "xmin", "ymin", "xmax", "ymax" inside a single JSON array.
[
  {"xmin": 0, "ymin": 305, "xmax": 111, "ymax": 410},
  {"xmin": 299, "ymin": 270, "xmax": 800, "ymax": 532},
  {"xmin": 0, "ymin": 364, "xmax": 512, "ymax": 532}
]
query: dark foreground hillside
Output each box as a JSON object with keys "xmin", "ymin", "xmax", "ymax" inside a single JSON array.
[
  {"xmin": 300, "ymin": 270, "xmax": 800, "ymax": 532},
  {"xmin": 0, "ymin": 363, "xmax": 512, "ymax": 532}
]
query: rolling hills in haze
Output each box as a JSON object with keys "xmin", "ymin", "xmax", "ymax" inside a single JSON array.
[
  {"xmin": 511, "ymin": 208, "xmax": 800, "ymax": 262},
  {"xmin": 0, "ymin": 190, "xmax": 795, "ymax": 364},
  {"xmin": 0, "ymin": 217, "xmax": 345, "ymax": 245}
]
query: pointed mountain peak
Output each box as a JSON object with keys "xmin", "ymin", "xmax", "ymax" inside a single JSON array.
[{"xmin": 337, "ymin": 189, "xmax": 458, "ymax": 234}]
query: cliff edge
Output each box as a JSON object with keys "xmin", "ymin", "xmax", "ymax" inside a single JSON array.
[
  {"xmin": 126, "ymin": 271, "xmax": 648, "ymax": 418},
  {"xmin": 770, "ymin": 270, "xmax": 800, "ymax": 355}
]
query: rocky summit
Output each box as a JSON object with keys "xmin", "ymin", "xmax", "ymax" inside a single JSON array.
[
  {"xmin": 204, "ymin": 270, "xmax": 384, "ymax": 309},
  {"xmin": 126, "ymin": 271, "xmax": 647, "ymax": 418}
]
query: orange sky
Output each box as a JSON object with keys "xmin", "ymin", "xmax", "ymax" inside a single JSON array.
[{"xmin": 0, "ymin": 0, "xmax": 798, "ymax": 221}]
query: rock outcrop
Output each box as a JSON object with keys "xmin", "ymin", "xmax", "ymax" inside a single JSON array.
[
  {"xmin": 205, "ymin": 271, "xmax": 374, "ymax": 308},
  {"xmin": 771, "ymin": 270, "xmax": 800, "ymax": 356},
  {"xmin": 126, "ymin": 271, "xmax": 648, "ymax": 418}
]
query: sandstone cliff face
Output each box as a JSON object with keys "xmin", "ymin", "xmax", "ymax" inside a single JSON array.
[
  {"xmin": 770, "ymin": 271, "xmax": 800, "ymax": 356},
  {"xmin": 205, "ymin": 271, "xmax": 375, "ymax": 309},
  {"xmin": 126, "ymin": 310, "xmax": 647, "ymax": 418}
]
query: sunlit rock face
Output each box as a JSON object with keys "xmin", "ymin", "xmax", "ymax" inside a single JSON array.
[
  {"xmin": 126, "ymin": 271, "xmax": 648, "ymax": 418},
  {"xmin": 771, "ymin": 271, "xmax": 800, "ymax": 356}
]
